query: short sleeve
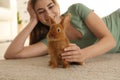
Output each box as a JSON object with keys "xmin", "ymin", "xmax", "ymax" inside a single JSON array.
[
  {"xmin": 77, "ymin": 3, "xmax": 93, "ymax": 20},
  {"xmin": 67, "ymin": 3, "xmax": 93, "ymax": 20}
]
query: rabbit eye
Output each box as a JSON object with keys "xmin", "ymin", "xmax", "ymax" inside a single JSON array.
[{"xmin": 57, "ymin": 27, "xmax": 61, "ymax": 32}]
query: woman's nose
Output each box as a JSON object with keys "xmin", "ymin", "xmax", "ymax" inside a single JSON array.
[{"xmin": 45, "ymin": 10, "xmax": 54, "ymax": 19}]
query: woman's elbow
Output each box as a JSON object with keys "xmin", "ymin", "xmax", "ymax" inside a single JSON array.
[
  {"xmin": 4, "ymin": 53, "xmax": 15, "ymax": 59},
  {"xmin": 111, "ymin": 37, "xmax": 117, "ymax": 48},
  {"xmin": 4, "ymin": 50, "xmax": 16, "ymax": 59},
  {"xmin": 4, "ymin": 53, "xmax": 12, "ymax": 59},
  {"xmin": 4, "ymin": 52, "xmax": 21, "ymax": 59}
]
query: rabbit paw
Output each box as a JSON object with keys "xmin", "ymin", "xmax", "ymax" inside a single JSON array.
[
  {"xmin": 63, "ymin": 61, "xmax": 70, "ymax": 68},
  {"xmin": 79, "ymin": 62, "xmax": 85, "ymax": 65},
  {"xmin": 49, "ymin": 60, "xmax": 58, "ymax": 68}
]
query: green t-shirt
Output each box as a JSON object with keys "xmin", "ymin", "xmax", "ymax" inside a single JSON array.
[
  {"xmin": 41, "ymin": 3, "xmax": 120, "ymax": 53},
  {"xmin": 102, "ymin": 9, "xmax": 120, "ymax": 52}
]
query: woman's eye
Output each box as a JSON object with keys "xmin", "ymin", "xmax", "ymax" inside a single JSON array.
[
  {"xmin": 37, "ymin": 10, "xmax": 45, "ymax": 14},
  {"xmin": 49, "ymin": 5, "xmax": 54, "ymax": 9},
  {"xmin": 38, "ymin": 11, "xmax": 45, "ymax": 14}
]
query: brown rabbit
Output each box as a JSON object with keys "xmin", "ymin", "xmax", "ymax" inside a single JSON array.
[
  {"xmin": 47, "ymin": 13, "xmax": 71, "ymax": 68},
  {"xmin": 47, "ymin": 13, "xmax": 84, "ymax": 68}
]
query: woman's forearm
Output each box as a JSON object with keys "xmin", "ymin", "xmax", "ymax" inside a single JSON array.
[
  {"xmin": 4, "ymin": 20, "xmax": 37, "ymax": 57},
  {"xmin": 81, "ymin": 36, "xmax": 116, "ymax": 60}
]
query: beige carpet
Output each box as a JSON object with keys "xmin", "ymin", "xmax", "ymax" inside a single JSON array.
[{"xmin": 0, "ymin": 53, "xmax": 120, "ymax": 80}]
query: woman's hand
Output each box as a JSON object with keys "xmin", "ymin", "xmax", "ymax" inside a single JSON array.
[
  {"xmin": 27, "ymin": 0, "xmax": 38, "ymax": 22},
  {"xmin": 62, "ymin": 43, "xmax": 86, "ymax": 63}
]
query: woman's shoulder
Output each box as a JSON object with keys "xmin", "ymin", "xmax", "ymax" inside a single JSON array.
[{"xmin": 66, "ymin": 3, "xmax": 93, "ymax": 20}]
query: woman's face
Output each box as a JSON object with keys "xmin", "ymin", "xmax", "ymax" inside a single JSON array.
[{"xmin": 34, "ymin": 0, "xmax": 61, "ymax": 26}]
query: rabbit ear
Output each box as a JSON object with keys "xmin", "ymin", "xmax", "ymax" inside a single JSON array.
[
  {"xmin": 48, "ymin": 16, "xmax": 56, "ymax": 25},
  {"xmin": 61, "ymin": 13, "xmax": 71, "ymax": 28}
]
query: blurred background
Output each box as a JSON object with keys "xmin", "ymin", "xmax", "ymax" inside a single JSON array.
[{"xmin": 0, "ymin": 0, "xmax": 119, "ymax": 59}]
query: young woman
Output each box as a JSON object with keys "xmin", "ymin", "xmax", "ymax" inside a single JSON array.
[{"xmin": 4, "ymin": 0, "xmax": 118, "ymax": 63}]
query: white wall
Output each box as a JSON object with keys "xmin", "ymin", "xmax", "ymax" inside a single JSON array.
[
  {"xmin": 0, "ymin": 0, "xmax": 17, "ymax": 41},
  {"xmin": 17, "ymin": 0, "xmax": 29, "ymax": 26},
  {"xmin": 58, "ymin": 0, "xmax": 120, "ymax": 17},
  {"xmin": 10, "ymin": 0, "xmax": 17, "ymax": 40}
]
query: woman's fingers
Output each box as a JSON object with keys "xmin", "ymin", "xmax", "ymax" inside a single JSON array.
[
  {"xmin": 62, "ymin": 50, "xmax": 79, "ymax": 56},
  {"xmin": 62, "ymin": 54, "xmax": 79, "ymax": 62},
  {"xmin": 62, "ymin": 43, "xmax": 81, "ymax": 56},
  {"xmin": 64, "ymin": 43, "xmax": 80, "ymax": 51},
  {"xmin": 27, "ymin": 0, "xmax": 31, "ymax": 11},
  {"xmin": 27, "ymin": 0, "xmax": 38, "ymax": 22},
  {"xmin": 62, "ymin": 43, "xmax": 85, "ymax": 62},
  {"xmin": 62, "ymin": 53, "xmax": 84, "ymax": 62},
  {"xmin": 62, "ymin": 50, "xmax": 81, "ymax": 62}
]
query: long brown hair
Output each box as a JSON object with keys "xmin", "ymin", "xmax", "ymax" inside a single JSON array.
[{"xmin": 29, "ymin": 0, "xmax": 58, "ymax": 45}]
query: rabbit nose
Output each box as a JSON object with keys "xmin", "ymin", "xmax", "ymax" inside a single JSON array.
[
  {"xmin": 50, "ymin": 33, "xmax": 54, "ymax": 37},
  {"xmin": 49, "ymin": 33, "xmax": 55, "ymax": 39}
]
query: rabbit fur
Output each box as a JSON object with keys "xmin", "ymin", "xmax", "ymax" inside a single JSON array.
[{"xmin": 47, "ymin": 13, "xmax": 84, "ymax": 68}]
